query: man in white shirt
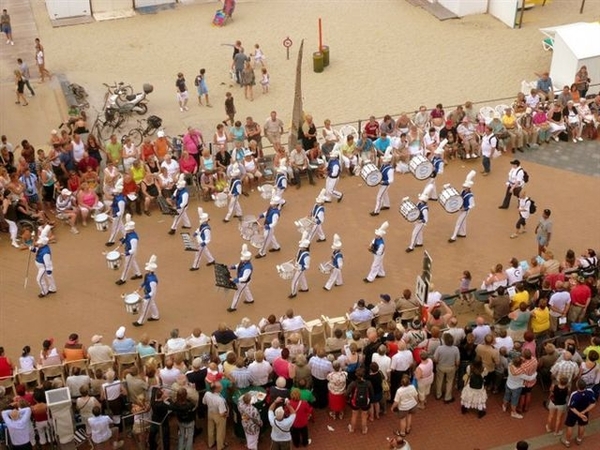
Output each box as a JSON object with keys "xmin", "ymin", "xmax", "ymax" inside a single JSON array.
[
  {"xmin": 505, "ymin": 258, "xmax": 523, "ymax": 286},
  {"xmin": 248, "ymin": 350, "xmax": 272, "ymax": 387},
  {"xmin": 66, "ymin": 367, "xmax": 91, "ymax": 398},
  {"xmin": 472, "ymin": 316, "xmax": 492, "ymax": 345},
  {"xmin": 186, "ymin": 327, "xmax": 211, "ymax": 347},
  {"xmin": 159, "ymin": 357, "xmax": 181, "ymax": 387},
  {"xmin": 444, "ymin": 318, "xmax": 466, "ymax": 346},
  {"xmin": 289, "ymin": 142, "xmax": 314, "ymax": 187},
  {"xmin": 426, "ymin": 285, "xmax": 443, "ymax": 309},
  {"xmin": 264, "ymin": 111, "xmax": 284, "ymax": 145},
  {"xmin": 264, "ymin": 339, "xmax": 282, "ymax": 364},
  {"xmin": 87, "ymin": 335, "xmax": 114, "ymax": 364},
  {"xmin": 525, "ymin": 89, "xmax": 540, "ymax": 109},
  {"xmin": 480, "ymin": 126, "xmax": 497, "ymax": 176},
  {"xmin": 202, "ymin": 382, "xmax": 228, "ymax": 450},
  {"xmin": 160, "ymin": 153, "xmax": 180, "ymax": 180},
  {"xmin": 348, "ymin": 299, "xmax": 374, "ymax": 323},
  {"xmin": 281, "ymin": 309, "xmax": 305, "ymax": 332},
  {"xmin": 548, "ymin": 282, "xmax": 571, "ymax": 332},
  {"xmin": 493, "ymin": 328, "xmax": 514, "ymax": 353},
  {"xmin": 88, "ymin": 406, "xmax": 124, "ymax": 448},
  {"xmin": 2, "ymin": 407, "xmax": 34, "ymax": 450},
  {"xmin": 499, "ymin": 159, "xmax": 525, "ymax": 209},
  {"xmin": 164, "ymin": 329, "xmax": 187, "ymax": 354}
]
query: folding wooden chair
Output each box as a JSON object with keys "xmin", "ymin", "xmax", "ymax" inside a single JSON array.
[
  {"xmin": 189, "ymin": 344, "xmax": 213, "ymax": 361},
  {"xmin": 321, "ymin": 315, "xmax": 349, "ymax": 338},
  {"xmin": 115, "ymin": 353, "xmax": 139, "ymax": 379},
  {"xmin": 88, "ymin": 360, "xmax": 115, "ymax": 377},
  {"xmin": 235, "ymin": 337, "xmax": 258, "ymax": 358},
  {"xmin": 40, "ymin": 365, "xmax": 66, "ymax": 385},
  {"xmin": 63, "ymin": 359, "xmax": 91, "ymax": 377},
  {"xmin": 17, "ymin": 369, "xmax": 41, "ymax": 387},
  {"xmin": 304, "ymin": 318, "xmax": 325, "ymax": 350},
  {"xmin": 0, "ymin": 376, "xmax": 16, "ymax": 397},
  {"xmin": 258, "ymin": 331, "xmax": 281, "ymax": 351}
]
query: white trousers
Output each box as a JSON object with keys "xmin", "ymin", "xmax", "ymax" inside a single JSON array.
[
  {"xmin": 258, "ymin": 228, "xmax": 280, "ymax": 256},
  {"xmin": 325, "ymin": 177, "xmax": 342, "ymax": 201},
  {"xmin": 341, "ymin": 154, "xmax": 358, "ymax": 169},
  {"xmin": 427, "ymin": 178, "xmax": 438, "ymax": 200},
  {"xmin": 451, "ymin": 210, "xmax": 469, "ymax": 240},
  {"xmin": 192, "ymin": 245, "xmax": 215, "ymax": 268},
  {"xmin": 231, "ymin": 282, "xmax": 254, "ymax": 309},
  {"xmin": 244, "ymin": 432, "xmax": 259, "ymax": 450},
  {"xmin": 366, "ymin": 254, "xmax": 385, "ymax": 282},
  {"xmin": 225, "ymin": 196, "xmax": 242, "ymax": 220},
  {"xmin": 409, "ymin": 222, "xmax": 426, "ymax": 249},
  {"xmin": 171, "ymin": 207, "xmax": 191, "ymax": 230},
  {"xmin": 308, "ymin": 223, "xmax": 325, "ymax": 242},
  {"xmin": 136, "ymin": 296, "xmax": 159, "ymax": 324},
  {"xmin": 374, "ymin": 185, "xmax": 390, "ymax": 213},
  {"xmin": 291, "ymin": 269, "xmax": 308, "ymax": 295},
  {"xmin": 36, "ymin": 262, "xmax": 56, "ymax": 295},
  {"xmin": 108, "ymin": 216, "xmax": 124, "ymax": 243},
  {"xmin": 120, "ymin": 253, "xmax": 141, "ymax": 281},
  {"xmin": 324, "ymin": 268, "xmax": 343, "ymax": 290},
  {"xmin": 6, "ymin": 219, "xmax": 17, "ymax": 243}
]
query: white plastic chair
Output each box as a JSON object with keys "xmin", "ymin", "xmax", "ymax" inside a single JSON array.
[
  {"xmin": 338, "ymin": 125, "xmax": 358, "ymax": 139},
  {"xmin": 479, "ymin": 106, "xmax": 495, "ymax": 124},
  {"xmin": 495, "ymin": 105, "xmax": 510, "ymax": 116}
]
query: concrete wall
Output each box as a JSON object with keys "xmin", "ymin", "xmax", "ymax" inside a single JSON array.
[{"xmin": 438, "ymin": 0, "xmax": 488, "ymax": 17}]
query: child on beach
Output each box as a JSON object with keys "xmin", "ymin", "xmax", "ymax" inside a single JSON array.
[
  {"xmin": 194, "ymin": 68, "xmax": 211, "ymax": 107},
  {"xmin": 260, "ymin": 68, "xmax": 270, "ymax": 94},
  {"xmin": 252, "ymin": 43, "xmax": 266, "ymax": 67},
  {"xmin": 459, "ymin": 270, "xmax": 473, "ymax": 305},
  {"xmin": 223, "ymin": 92, "xmax": 236, "ymax": 126}
]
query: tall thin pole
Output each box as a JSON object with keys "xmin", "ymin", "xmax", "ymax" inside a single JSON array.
[
  {"xmin": 318, "ymin": 18, "xmax": 322, "ymax": 52},
  {"xmin": 580, "ymin": 0, "xmax": 586, "ymax": 14}
]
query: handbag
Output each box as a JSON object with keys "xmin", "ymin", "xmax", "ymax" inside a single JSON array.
[{"xmin": 380, "ymin": 372, "xmax": 391, "ymax": 401}]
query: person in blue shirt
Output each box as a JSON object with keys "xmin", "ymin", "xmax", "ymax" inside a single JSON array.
[
  {"xmin": 255, "ymin": 196, "xmax": 282, "ymax": 258},
  {"xmin": 373, "ymin": 131, "xmax": 391, "ymax": 164},
  {"xmin": 364, "ymin": 221, "xmax": 388, "ymax": 283},
  {"xmin": 370, "ymin": 153, "xmax": 394, "ymax": 216},
  {"xmin": 323, "ymin": 233, "xmax": 344, "ymax": 291},
  {"xmin": 106, "ymin": 179, "xmax": 125, "ymax": 246},
  {"xmin": 168, "ymin": 174, "xmax": 191, "ymax": 234},
  {"xmin": 32, "ymin": 224, "xmax": 56, "ymax": 298},
  {"xmin": 116, "ymin": 218, "xmax": 142, "ymax": 285},
  {"xmin": 228, "ymin": 244, "xmax": 254, "ymax": 312},
  {"xmin": 133, "ymin": 255, "xmax": 160, "ymax": 327},
  {"xmin": 535, "ymin": 71, "xmax": 554, "ymax": 102},
  {"xmin": 289, "ymin": 235, "xmax": 311, "ymax": 298},
  {"xmin": 190, "ymin": 207, "xmax": 216, "ymax": 270}
]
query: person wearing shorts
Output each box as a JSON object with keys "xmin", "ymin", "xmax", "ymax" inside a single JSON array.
[
  {"xmin": 346, "ymin": 368, "xmax": 374, "ymax": 435},
  {"xmin": 390, "ymin": 374, "xmax": 418, "ymax": 438},
  {"xmin": 562, "ymin": 379, "xmax": 596, "ymax": 447},
  {"xmin": 194, "ymin": 68, "xmax": 210, "ymax": 107},
  {"xmin": 175, "ymin": 72, "xmax": 189, "ymax": 112},
  {"xmin": 1, "ymin": 9, "xmax": 13, "ymax": 45}
]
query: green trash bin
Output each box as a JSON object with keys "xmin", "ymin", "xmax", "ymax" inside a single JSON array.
[
  {"xmin": 321, "ymin": 45, "xmax": 330, "ymax": 67},
  {"xmin": 313, "ymin": 52, "xmax": 324, "ymax": 73}
]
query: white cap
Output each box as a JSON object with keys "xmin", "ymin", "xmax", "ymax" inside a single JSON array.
[
  {"xmin": 157, "ymin": 130, "xmax": 165, "ymax": 138},
  {"xmin": 331, "ymin": 233, "xmax": 342, "ymax": 250},
  {"xmin": 270, "ymin": 196, "xmax": 281, "ymax": 205},
  {"xmin": 240, "ymin": 243, "xmax": 252, "ymax": 261},
  {"xmin": 125, "ymin": 213, "xmax": 132, "ymax": 223},
  {"xmin": 176, "ymin": 174, "xmax": 186, "ymax": 189},
  {"xmin": 145, "ymin": 254, "xmax": 158, "ymax": 271},
  {"xmin": 124, "ymin": 221, "xmax": 136, "ymax": 231},
  {"xmin": 36, "ymin": 224, "xmax": 51, "ymax": 246},
  {"xmin": 115, "ymin": 326, "xmax": 126, "ymax": 339},
  {"xmin": 198, "ymin": 207, "xmax": 209, "ymax": 222},
  {"xmin": 113, "ymin": 178, "xmax": 124, "ymax": 194},
  {"xmin": 434, "ymin": 146, "xmax": 445, "ymax": 155},
  {"xmin": 315, "ymin": 188, "xmax": 327, "ymax": 203},
  {"xmin": 61, "ymin": 188, "xmax": 72, "ymax": 196},
  {"xmin": 375, "ymin": 221, "xmax": 389, "ymax": 236},
  {"xmin": 463, "ymin": 181, "xmax": 474, "ymax": 188}
]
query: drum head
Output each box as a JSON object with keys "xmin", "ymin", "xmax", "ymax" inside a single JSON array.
[
  {"xmin": 107, "ymin": 251, "xmax": 120, "ymax": 261},
  {"xmin": 406, "ymin": 209, "xmax": 420, "ymax": 222},
  {"xmin": 124, "ymin": 293, "xmax": 140, "ymax": 304},
  {"xmin": 366, "ymin": 170, "xmax": 382, "ymax": 187},
  {"xmin": 95, "ymin": 213, "xmax": 108, "ymax": 222},
  {"xmin": 442, "ymin": 196, "xmax": 463, "ymax": 213}
]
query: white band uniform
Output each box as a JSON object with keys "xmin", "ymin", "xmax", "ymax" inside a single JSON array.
[
  {"xmin": 439, "ymin": 184, "xmax": 462, "ymax": 213},
  {"xmin": 106, "ymin": 251, "xmax": 122, "ymax": 270},
  {"xmin": 409, "ymin": 154, "xmax": 434, "ymax": 180},
  {"xmin": 360, "ymin": 162, "xmax": 382, "ymax": 187}
]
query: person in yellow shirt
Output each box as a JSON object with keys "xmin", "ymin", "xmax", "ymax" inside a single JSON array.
[
  {"xmin": 501, "ymin": 108, "xmax": 524, "ymax": 153},
  {"xmin": 510, "ymin": 283, "xmax": 530, "ymax": 311},
  {"xmin": 530, "ymin": 298, "xmax": 550, "ymax": 338}
]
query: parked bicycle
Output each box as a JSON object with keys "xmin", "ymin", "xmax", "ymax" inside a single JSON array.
[
  {"xmin": 90, "ymin": 106, "xmax": 128, "ymax": 142},
  {"xmin": 102, "ymin": 81, "xmax": 133, "ymax": 103},
  {"xmin": 121, "ymin": 115, "xmax": 163, "ymax": 145}
]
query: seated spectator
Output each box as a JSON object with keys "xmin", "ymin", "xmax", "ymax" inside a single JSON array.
[
  {"xmin": 525, "ymin": 89, "xmax": 541, "ymax": 109},
  {"xmin": 511, "ymin": 283, "xmax": 530, "ymax": 311},
  {"xmin": 513, "ymin": 92, "xmax": 527, "ymax": 115},
  {"xmin": 164, "ymin": 329, "xmax": 186, "ymax": 354},
  {"xmin": 457, "ymin": 117, "xmax": 479, "ymax": 159},
  {"xmin": 66, "ymin": 366, "xmax": 91, "ymax": 398},
  {"xmin": 241, "ymin": 150, "xmax": 262, "ymax": 191},
  {"xmin": 88, "ymin": 405, "xmax": 124, "ymax": 449},
  {"xmin": 281, "ymin": 309, "xmax": 306, "ymax": 332},
  {"xmin": 159, "ymin": 357, "xmax": 181, "ymax": 388},
  {"xmin": 289, "ymin": 143, "xmax": 315, "ymax": 187},
  {"xmin": 212, "ymin": 322, "xmax": 237, "ymax": 347},
  {"xmin": 325, "ymin": 329, "xmax": 346, "ymax": 354},
  {"xmin": 287, "ymin": 333, "xmax": 305, "ymax": 361},
  {"xmin": 199, "ymin": 171, "xmax": 216, "ymax": 201},
  {"xmin": 63, "ymin": 333, "xmax": 87, "ymax": 362},
  {"xmin": 39, "ymin": 338, "xmax": 61, "ymax": 367},
  {"xmin": 186, "ymin": 327, "xmax": 211, "ymax": 347},
  {"xmin": 348, "ymin": 299, "xmax": 374, "ymax": 323},
  {"xmin": 260, "ymin": 314, "xmax": 284, "ymax": 334},
  {"xmin": 248, "ymin": 350, "xmax": 272, "ymax": 388},
  {"xmin": 112, "ymin": 326, "xmax": 136, "ymax": 354},
  {"xmin": 136, "ymin": 334, "xmax": 158, "ymax": 358},
  {"xmin": 55, "ymin": 188, "xmax": 79, "ymax": 234},
  {"xmin": 322, "ymin": 119, "xmax": 341, "ymax": 155},
  {"xmin": 340, "ymin": 134, "xmax": 359, "ymax": 175},
  {"xmin": 76, "ymin": 181, "xmax": 99, "ymax": 226},
  {"xmin": 264, "ymin": 339, "xmax": 282, "ymax": 364},
  {"xmin": 139, "ymin": 171, "xmax": 159, "ymax": 216},
  {"xmin": 235, "ymin": 317, "xmax": 260, "ymax": 339},
  {"xmin": 307, "ymin": 141, "xmax": 327, "ymax": 179},
  {"xmin": 372, "ymin": 293, "xmax": 395, "ymax": 318}
]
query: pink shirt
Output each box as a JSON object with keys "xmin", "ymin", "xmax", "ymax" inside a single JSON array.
[
  {"xmin": 179, "ymin": 156, "xmax": 197, "ymax": 174},
  {"xmin": 273, "ymin": 357, "xmax": 291, "ymax": 379}
]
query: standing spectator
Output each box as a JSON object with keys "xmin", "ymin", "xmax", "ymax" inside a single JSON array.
[
  {"xmin": 460, "ymin": 359, "xmax": 488, "ymax": 418},
  {"xmin": 414, "ymin": 351, "xmax": 434, "ymax": 410},
  {"xmin": 476, "ymin": 334, "xmax": 500, "ymax": 388},
  {"xmin": 241, "ymin": 61, "xmax": 255, "ymax": 101},
  {"xmin": 88, "ymin": 406, "xmax": 124, "ymax": 449},
  {"xmin": 34, "ymin": 38, "xmax": 51, "ymax": 82},
  {"xmin": 479, "ymin": 126, "xmax": 497, "ymax": 176},
  {"xmin": 562, "ymin": 379, "xmax": 597, "ymax": 447},
  {"xmin": 238, "ymin": 393, "xmax": 262, "ymax": 450},
  {"xmin": 535, "ymin": 209, "xmax": 553, "ymax": 256},
  {"xmin": 346, "ymin": 367, "xmax": 373, "ymax": 435},
  {"xmin": 546, "ymin": 376, "xmax": 570, "ymax": 436},
  {"xmin": 245, "ymin": 116, "xmax": 262, "ymax": 151},
  {"xmin": 501, "ymin": 356, "xmax": 537, "ymax": 419},
  {"xmin": 326, "ymin": 360, "xmax": 347, "ymax": 420},
  {"xmin": 233, "ymin": 47, "xmax": 248, "ymax": 85},
  {"xmin": 14, "ymin": 70, "xmax": 28, "ymax": 106},
  {"xmin": 167, "ymin": 388, "xmax": 196, "ymax": 450},
  {"xmin": 1, "ymin": 9, "xmax": 13, "ymax": 44},
  {"xmin": 202, "ymin": 381, "xmax": 228, "ymax": 450},
  {"xmin": 223, "ymin": 92, "xmax": 236, "ymax": 126},
  {"xmin": 390, "ymin": 374, "xmax": 418, "ymax": 438},
  {"xmin": 510, "ymin": 190, "xmax": 531, "ymax": 239},
  {"xmin": 574, "ymin": 66, "xmax": 590, "ymax": 98},
  {"xmin": 308, "ymin": 347, "xmax": 333, "ymax": 408},
  {"xmin": 289, "ymin": 388, "xmax": 313, "ymax": 446},
  {"xmin": 433, "ymin": 333, "xmax": 460, "ymax": 403},
  {"xmin": 176, "ymin": 72, "xmax": 189, "ymax": 112},
  {"xmin": 194, "ymin": 68, "xmax": 211, "ymax": 107},
  {"xmin": 548, "ymin": 282, "xmax": 571, "ymax": 333},
  {"xmin": 268, "ymin": 398, "xmax": 295, "ymax": 449},
  {"xmin": 264, "ymin": 111, "xmax": 284, "ymax": 145},
  {"xmin": 568, "ymin": 276, "xmax": 592, "ymax": 323},
  {"xmin": 3, "ymin": 406, "xmax": 33, "ymax": 450},
  {"xmin": 17, "ymin": 59, "xmax": 35, "ymax": 96}
]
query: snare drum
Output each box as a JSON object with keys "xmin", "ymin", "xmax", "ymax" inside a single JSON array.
[
  {"xmin": 318, "ymin": 261, "xmax": 333, "ymax": 274},
  {"xmin": 94, "ymin": 213, "xmax": 109, "ymax": 232},
  {"xmin": 399, "ymin": 198, "xmax": 420, "ymax": 222},
  {"xmin": 239, "ymin": 215, "xmax": 259, "ymax": 240},
  {"xmin": 213, "ymin": 192, "xmax": 228, "ymax": 208},
  {"xmin": 123, "ymin": 292, "xmax": 141, "ymax": 314},
  {"xmin": 294, "ymin": 217, "xmax": 315, "ymax": 235},
  {"xmin": 276, "ymin": 261, "xmax": 296, "ymax": 280},
  {"xmin": 250, "ymin": 233, "xmax": 265, "ymax": 249},
  {"xmin": 258, "ymin": 184, "xmax": 274, "ymax": 200},
  {"xmin": 360, "ymin": 162, "xmax": 382, "ymax": 187},
  {"xmin": 439, "ymin": 185, "xmax": 462, "ymax": 213},
  {"xmin": 408, "ymin": 154, "xmax": 433, "ymax": 180},
  {"xmin": 106, "ymin": 251, "xmax": 121, "ymax": 270}
]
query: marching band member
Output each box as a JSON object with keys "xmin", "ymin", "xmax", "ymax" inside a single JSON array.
[
  {"xmin": 223, "ymin": 163, "xmax": 243, "ymax": 223},
  {"xmin": 33, "ymin": 225, "xmax": 56, "ymax": 298},
  {"xmin": 168, "ymin": 174, "xmax": 191, "ymax": 234},
  {"xmin": 370, "ymin": 153, "xmax": 394, "ymax": 216},
  {"xmin": 449, "ymin": 171, "xmax": 476, "ymax": 243},
  {"xmin": 255, "ymin": 196, "xmax": 282, "ymax": 259},
  {"xmin": 426, "ymin": 145, "xmax": 445, "ymax": 201},
  {"xmin": 324, "ymin": 234, "xmax": 343, "ymax": 291},
  {"xmin": 273, "ymin": 159, "xmax": 288, "ymax": 208},
  {"xmin": 190, "ymin": 207, "xmax": 216, "ymax": 271},
  {"xmin": 324, "ymin": 150, "xmax": 343, "ymax": 203},
  {"xmin": 289, "ymin": 233, "xmax": 311, "ymax": 299},
  {"xmin": 133, "ymin": 255, "xmax": 160, "ymax": 327},
  {"xmin": 406, "ymin": 185, "xmax": 433, "ymax": 253},
  {"xmin": 308, "ymin": 189, "xmax": 327, "ymax": 242},
  {"xmin": 116, "ymin": 215, "xmax": 142, "ymax": 285},
  {"xmin": 364, "ymin": 221, "xmax": 388, "ymax": 283},
  {"xmin": 228, "ymin": 244, "xmax": 254, "ymax": 312},
  {"xmin": 106, "ymin": 179, "xmax": 125, "ymax": 247}
]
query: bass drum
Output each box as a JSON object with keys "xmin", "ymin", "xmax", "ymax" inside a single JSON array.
[
  {"xmin": 239, "ymin": 215, "xmax": 258, "ymax": 241},
  {"xmin": 399, "ymin": 198, "xmax": 420, "ymax": 222},
  {"xmin": 439, "ymin": 185, "xmax": 462, "ymax": 213},
  {"xmin": 276, "ymin": 261, "xmax": 296, "ymax": 280},
  {"xmin": 408, "ymin": 154, "xmax": 433, "ymax": 180},
  {"xmin": 360, "ymin": 162, "xmax": 382, "ymax": 187}
]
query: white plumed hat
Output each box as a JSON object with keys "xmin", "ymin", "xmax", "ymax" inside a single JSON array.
[
  {"xmin": 198, "ymin": 207, "xmax": 209, "ymax": 222},
  {"xmin": 113, "ymin": 178, "xmax": 124, "ymax": 194},
  {"xmin": 240, "ymin": 243, "xmax": 252, "ymax": 261},
  {"xmin": 176, "ymin": 173, "xmax": 186, "ymax": 189},
  {"xmin": 463, "ymin": 170, "xmax": 476, "ymax": 188},
  {"xmin": 145, "ymin": 254, "xmax": 158, "ymax": 271},
  {"xmin": 375, "ymin": 221, "xmax": 389, "ymax": 236},
  {"xmin": 331, "ymin": 233, "xmax": 342, "ymax": 250},
  {"xmin": 36, "ymin": 224, "xmax": 51, "ymax": 246}
]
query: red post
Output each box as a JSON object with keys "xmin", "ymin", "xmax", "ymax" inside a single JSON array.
[{"xmin": 318, "ymin": 18, "xmax": 322, "ymax": 52}]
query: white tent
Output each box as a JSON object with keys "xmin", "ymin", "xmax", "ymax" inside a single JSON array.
[{"xmin": 540, "ymin": 22, "xmax": 600, "ymax": 90}]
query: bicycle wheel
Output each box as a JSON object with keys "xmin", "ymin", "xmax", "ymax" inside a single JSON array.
[
  {"xmin": 128, "ymin": 129, "xmax": 144, "ymax": 146},
  {"xmin": 117, "ymin": 85, "xmax": 134, "ymax": 101},
  {"xmin": 135, "ymin": 103, "xmax": 148, "ymax": 115}
]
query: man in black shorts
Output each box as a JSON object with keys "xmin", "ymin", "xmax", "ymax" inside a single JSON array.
[{"xmin": 562, "ymin": 378, "xmax": 596, "ymax": 447}]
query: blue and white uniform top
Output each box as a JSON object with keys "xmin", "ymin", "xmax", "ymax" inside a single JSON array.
[
  {"xmin": 111, "ymin": 194, "xmax": 126, "ymax": 218},
  {"xmin": 229, "ymin": 178, "xmax": 242, "ymax": 197},
  {"xmin": 371, "ymin": 237, "xmax": 385, "ymax": 256},
  {"xmin": 121, "ymin": 231, "xmax": 139, "ymax": 256},
  {"xmin": 432, "ymin": 156, "xmax": 444, "ymax": 177},
  {"xmin": 331, "ymin": 250, "xmax": 343, "ymax": 269},
  {"xmin": 311, "ymin": 203, "xmax": 325, "ymax": 225},
  {"xmin": 296, "ymin": 249, "xmax": 310, "ymax": 271},
  {"xmin": 417, "ymin": 202, "xmax": 429, "ymax": 224},
  {"xmin": 327, "ymin": 159, "xmax": 341, "ymax": 178},
  {"xmin": 142, "ymin": 272, "xmax": 158, "ymax": 300},
  {"xmin": 174, "ymin": 187, "xmax": 189, "ymax": 209},
  {"xmin": 275, "ymin": 172, "xmax": 287, "ymax": 191},
  {"xmin": 260, "ymin": 206, "xmax": 280, "ymax": 230},
  {"xmin": 461, "ymin": 190, "xmax": 475, "ymax": 211},
  {"xmin": 195, "ymin": 222, "xmax": 211, "ymax": 246},
  {"xmin": 35, "ymin": 245, "xmax": 53, "ymax": 272},
  {"xmin": 233, "ymin": 261, "xmax": 253, "ymax": 283},
  {"xmin": 380, "ymin": 163, "xmax": 394, "ymax": 186}
]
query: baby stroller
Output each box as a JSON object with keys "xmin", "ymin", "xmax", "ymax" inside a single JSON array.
[{"xmin": 213, "ymin": 0, "xmax": 235, "ymax": 26}]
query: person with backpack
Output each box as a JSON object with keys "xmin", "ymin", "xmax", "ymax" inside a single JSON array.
[
  {"xmin": 510, "ymin": 190, "xmax": 533, "ymax": 239},
  {"xmin": 390, "ymin": 374, "xmax": 418, "ymax": 438},
  {"xmin": 346, "ymin": 367, "xmax": 374, "ymax": 435},
  {"xmin": 498, "ymin": 159, "xmax": 526, "ymax": 209},
  {"xmin": 480, "ymin": 126, "xmax": 497, "ymax": 176}
]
